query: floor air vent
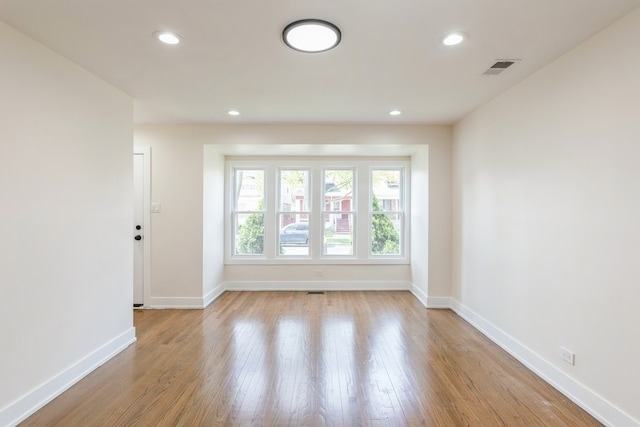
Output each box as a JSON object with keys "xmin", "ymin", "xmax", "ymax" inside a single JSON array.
[{"xmin": 308, "ymin": 291, "xmax": 325, "ymax": 295}]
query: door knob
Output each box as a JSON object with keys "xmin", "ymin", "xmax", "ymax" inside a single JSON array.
[
  {"xmin": 136, "ymin": 225, "xmax": 142, "ymax": 230},
  {"xmin": 134, "ymin": 235, "xmax": 142, "ymax": 241}
]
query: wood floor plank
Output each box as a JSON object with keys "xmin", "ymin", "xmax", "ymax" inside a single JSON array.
[{"xmin": 20, "ymin": 291, "xmax": 602, "ymax": 426}]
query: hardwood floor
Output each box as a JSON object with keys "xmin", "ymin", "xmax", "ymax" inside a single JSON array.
[{"xmin": 21, "ymin": 291, "xmax": 601, "ymax": 426}]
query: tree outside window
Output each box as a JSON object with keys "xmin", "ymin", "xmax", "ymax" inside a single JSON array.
[
  {"xmin": 371, "ymin": 169, "xmax": 402, "ymax": 255},
  {"xmin": 371, "ymin": 195, "xmax": 400, "ymax": 255},
  {"xmin": 233, "ymin": 169, "xmax": 265, "ymax": 255},
  {"xmin": 236, "ymin": 200, "xmax": 264, "ymax": 254}
]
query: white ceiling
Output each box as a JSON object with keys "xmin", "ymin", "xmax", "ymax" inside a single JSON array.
[{"xmin": 1, "ymin": 0, "xmax": 638, "ymax": 124}]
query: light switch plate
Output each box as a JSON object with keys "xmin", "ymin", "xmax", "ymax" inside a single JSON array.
[{"xmin": 151, "ymin": 203, "xmax": 161, "ymax": 213}]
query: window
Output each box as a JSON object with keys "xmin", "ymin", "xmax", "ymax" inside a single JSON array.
[
  {"xmin": 232, "ymin": 169, "xmax": 265, "ymax": 255},
  {"xmin": 323, "ymin": 169, "xmax": 354, "ymax": 256},
  {"xmin": 278, "ymin": 169, "xmax": 310, "ymax": 255},
  {"xmin": 226, "ymin": 159, "xmax": 409, "ymax": 264},
  {"xmin": 371, "ymin": 169, "xmax": 403, "ymax": 256}
]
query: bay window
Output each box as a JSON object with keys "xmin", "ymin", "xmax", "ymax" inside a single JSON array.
[{"xmin": 226, "ymin": 159, "xmax": 409, "ymax": 264}]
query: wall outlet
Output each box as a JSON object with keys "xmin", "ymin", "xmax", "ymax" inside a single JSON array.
[
  {"xmin": 313, "ymin": 270, "xmax": 323, "ymax": 277},
  {"xmin": 560, "ymin": 347, "xmax": 575, "ymax": 365}
]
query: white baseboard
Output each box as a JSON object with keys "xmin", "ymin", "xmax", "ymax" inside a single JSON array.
[
  {"xmin": 149, "ymin": 296, "xmax": 207, "ymax": 309},
  {"xmin": 409, "ymin": 283, "xmax": 428, "ymax": 307},
  {"xmin": 203, "ymin": 284, "xmax": 226, "ymax": 308},
  {"xmin": 150, "ymin": 283, "xmax": 227, "ymax": 309},
  {"xmin": 409, "ymin": 285, "xmax": 451, "ymax": 309},
  {"xmin": 1, "ymin": 327, "xmax": 136, "ymax": 427},
  {"xmin": 223, "ymin": 281, "xmax": 411, "ymax": 292},
  {"xmin": 426, "ymin": 296, "xmax": 452, "ymax": 309},
  {"xmin": 150, "ymin": 282, "xmax": 410, "ymax": 308},
  {"xmin": 449, "ymin": 300, "xmax": 639, "ymax": 427}
]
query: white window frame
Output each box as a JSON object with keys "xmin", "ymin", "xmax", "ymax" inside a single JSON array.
[
  {"xmin": 369, "ymin": 167, "xmax": 406, "ymax": 258},
  {"xmin": 322, "ymin": 167, "xmax": 356, "ymax": 257},
  {"xmin": 225, "ymin": 158, "xmax": 410, "ymax": 265},
  {"xmin": 277, "ymin": 168, "xmax": 312, "ymax": 258},
  {"xmin": 230, "ymin": 167, "xmax": 267, "ymax": 257}
]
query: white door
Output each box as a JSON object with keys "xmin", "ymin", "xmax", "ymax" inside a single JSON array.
[{"xmin": 133, "ymin": 148, "xmax": 150, "ymax": 307}]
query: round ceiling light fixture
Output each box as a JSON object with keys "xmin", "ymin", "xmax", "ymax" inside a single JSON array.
[
  {"xmin": 283, "ymin": 19, "xmax": 341, "ymax": 53},
  {"xmin": 442, "ymin": 32, "xmax": 466, "ymax": 46},
  {"xmin": 154, "ymin": 31, "xmax": 182, "ymax": 45}
]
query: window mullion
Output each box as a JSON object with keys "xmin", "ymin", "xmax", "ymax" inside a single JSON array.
[
  {"xmin": 311, "ymin": 165, "xmax": 322, "ymax": 258},
  {"xmin": 357, "ymin": 166, "xmax": 371, "ymax": 259},
  {"xmin": 264, "ymin": 165, "xmax": 276, "ymax": 259}
]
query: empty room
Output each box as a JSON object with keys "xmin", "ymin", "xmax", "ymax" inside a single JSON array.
[{"xmin": 1, "ymin": 1, "xmax": 639, "ymax": 426}]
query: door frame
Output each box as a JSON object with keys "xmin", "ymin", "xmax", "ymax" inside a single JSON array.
[{"xmin": 134, "ymin": 146, "xmax": 152, "ymax": 307}]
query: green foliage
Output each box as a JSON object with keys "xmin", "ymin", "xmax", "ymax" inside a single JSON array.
[
  {"xmin": 371, "ymin": 196, "xmax": 400, "ymax": 255},
  {"xmin": 372, "ymin": 169, "xmax": 400, "ymax": 187},
  {"xmin": 236, "ymin": 201, "xmax": 264, "ymax": 254},
  {"xmin": 325, "ymin": 170, "xmax": 353, "ymax": 195}
]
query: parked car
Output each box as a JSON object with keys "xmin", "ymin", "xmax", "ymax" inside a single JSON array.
[{"xmin": 279, "ymin": 222, "xmax": 309, "ymax": 246}]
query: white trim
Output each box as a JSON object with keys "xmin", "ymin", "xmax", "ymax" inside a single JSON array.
[
  {"xmin": 409, "ymin": 283, "xmax": 428, "ymax": 307},
  {"xmin": 224, "ymin": 281, "xmax": 411, "ymax": 292},
  {"xmin": 0, "ymin": 328, "xmax": 136, "ymax": 427},
  {"xmin": 426, "ymin": 296, "xmax": 452, "ymax": 309},
  {"xmin": 203, "ymin": 283, "xmax": 226, "ymax": 308},
  {"xmin": 408, "ymin": 285, "xmax": 451, "ymax": 309},
  {"xmin": 449, "ymin": 300, "xmax": 640, "ymax": 427},
  {"xmin": 133, "ymin": 146, "xmax": 152, "ymax": 307},
  {"xmin": 149, "ymin": 286, "xmax": 226, "ymax": 308},
  {"xmin": 149, "ymin": 297, "xmax": 207, "ymax": 309},
  {"xmin": 151, "ymin": 282, "xmax": 412, "ymax": 307}
]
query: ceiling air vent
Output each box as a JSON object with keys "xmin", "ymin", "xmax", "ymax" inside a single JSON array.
[{"xmin": 483, "ymin": 59, "xmax": 520, "ymax": 76}]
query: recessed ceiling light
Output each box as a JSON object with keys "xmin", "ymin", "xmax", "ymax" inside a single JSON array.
[
  {"xmin": 283, "ymin": 19, "xmax": 341, "ymax": 53},
  {"xmin": 389, "ymin": 110, "xmax": 402, "ymax": 116},
  {"xmin": 155, "ymin": 31, "xmax": 182, "ymax": 45},
  {"xmin": 442, "ymin": 32, "xmax": 466, "ymax": 46},
  {"xmin": 228, "ymin": 110, "xmax": 240, "ymax": 116}
]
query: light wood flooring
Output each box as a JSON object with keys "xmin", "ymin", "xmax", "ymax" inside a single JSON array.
[{"xmin": 22, "ymin": 291, "xmax": 601, "ymax": 426}]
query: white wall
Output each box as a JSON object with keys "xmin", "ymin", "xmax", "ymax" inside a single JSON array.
[
  {"xmin": 0, "ymin": 21, "xmax": 134, "ymax": 425},
  {"xmin": 134, "ymin": 124, "xmax": 451, "ymax": 305},
  {"xmin": 427, "ymin": 140, "xmax": 452, "ymax": 300},
  {"xmin": 138, "ymin": 131, "xmax": 205, "ymax": 306},
  {"xmin": 452, "ymin": 8, "xmax": 640, "ymax": 425},
  {"xmin": 203, "ymin": 146, "xmax": 226, "ymax": 304},
  {"xmin": 410, "ymin": 147, "xmax": 430, "ymax": 304}
]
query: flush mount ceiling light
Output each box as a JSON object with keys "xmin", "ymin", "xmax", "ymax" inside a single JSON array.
[
  {"xmin": 389, "ymin": 110, "xmax": 402, "ymax": 116},
  {"xmin": 283, "ymin": 19, "xmax": 341, "ymax": 53},
  {"xmin": 442, "ymin": 32, "xmax": 467, "ymax": 46},
  {"xmin": 154, "ymin": 31, "xmax": 182, "ymax": 45},
  {"xmin": 228, "ymin": 110, "xmax": 240, "ymax": 116}
]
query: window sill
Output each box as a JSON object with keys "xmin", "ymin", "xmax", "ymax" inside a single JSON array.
[{"xmin": 224, "ymin": 257, "xmax": 410, "ymax": 265}]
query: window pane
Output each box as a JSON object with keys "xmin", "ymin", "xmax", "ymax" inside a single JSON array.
[
  {"xmin": 235, "ymin": 169, "xmax": 264, "ymax": 211},
  {"xmin": 371, "ymin": 169, "xmax": 401, "ymax": 212},
  {"xmin": 324, "ymin": 169, "xmax": 353, "ymax": 212},
  {"xmin": 278, "ymin": 214, "xmax": 309, "ymax": 256},
  {"xmin": 324, "ymin": 213, "xmax": 353, "ymax": 255},
  {"xmin": 371, "ymin": 213, "xmax": 401, "ymax": 255},
  {"xmin": 280, "ymin": 170, "xmax": 310, "ymax": 212},
  {"xmin": 235, "ymin": 213, "xmax": 264, "ymax": 255}
]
